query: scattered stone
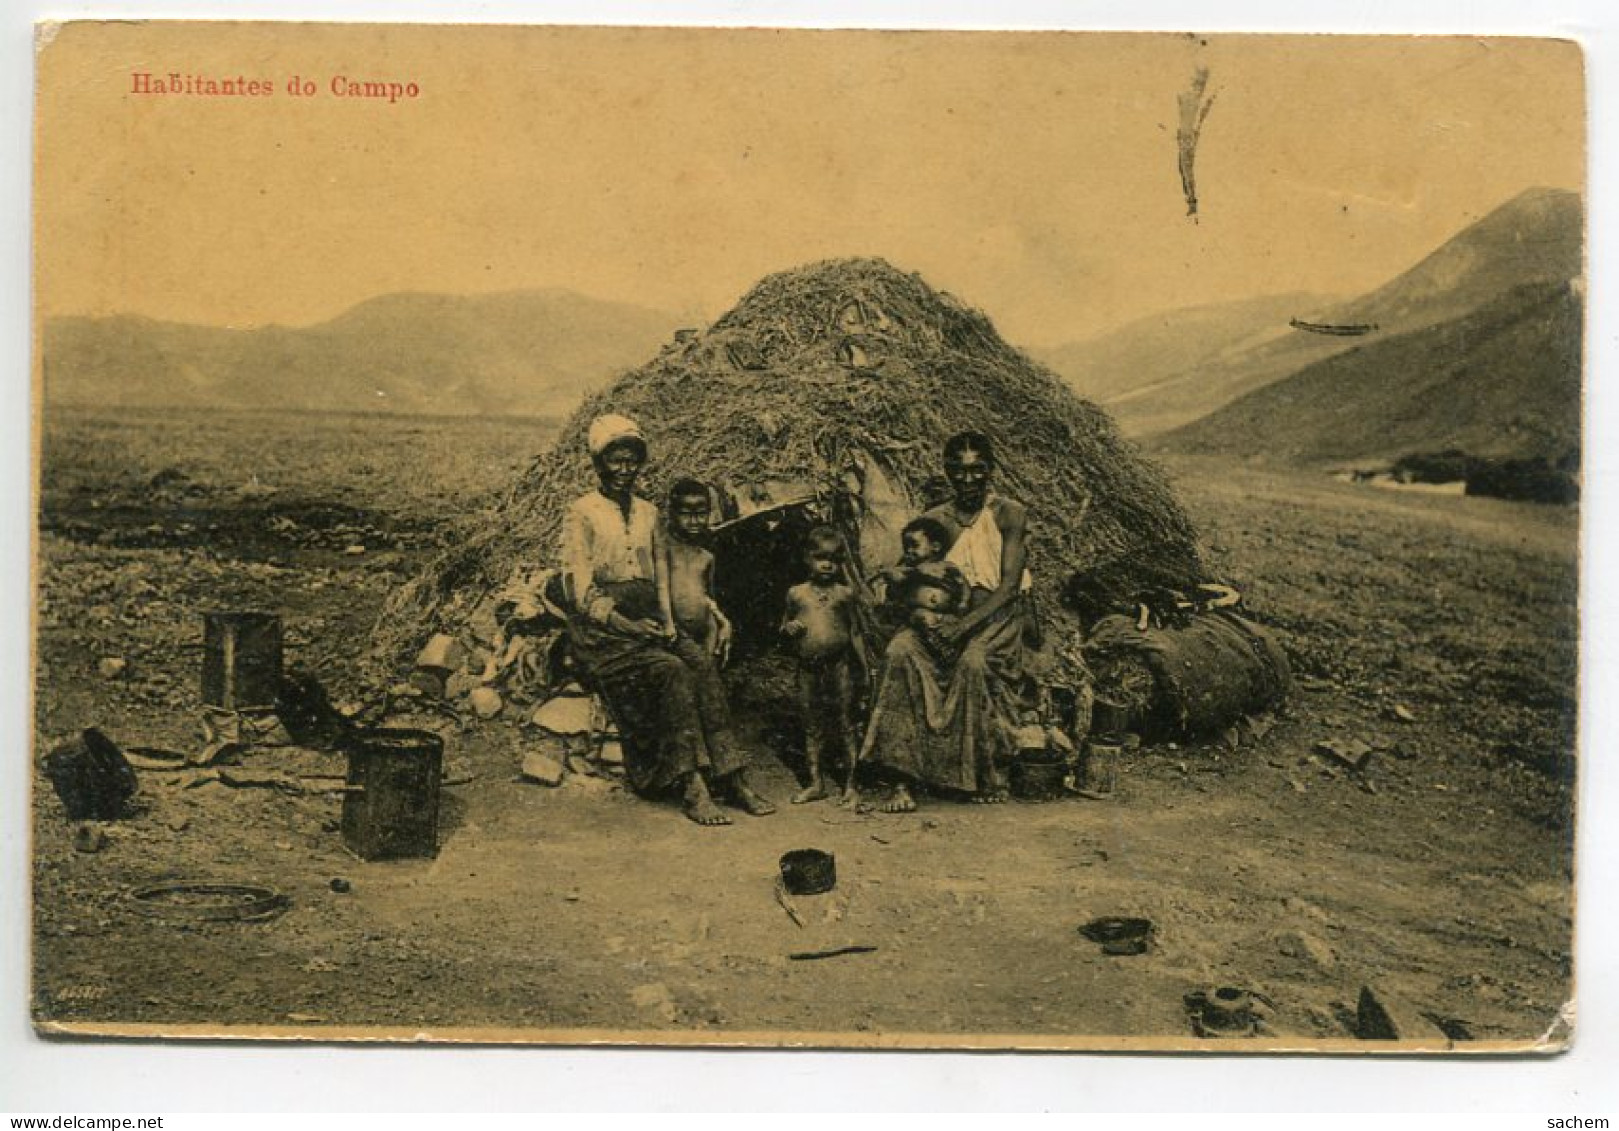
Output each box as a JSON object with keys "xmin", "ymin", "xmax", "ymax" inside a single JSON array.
[
  {"xmin": 165, "ymin": 815, "xmax": 190, "ymax": 832},
  {"xmin": 1393, "ymin": 704, "xmax": 1418, "ymax": 723},
  {"xmin": 96, "ymin": 657, "xmax": 128, "ymax": 680},
  {"xmin": 1313, "ymin": 738, "xmax": 1375, "ymax": 772},
  {"xmin": 468, "ymin": 687, "xmax": 503, "ymax": 719},
  {"xmin": 1283, "ymin": 896, "xmax": 1329, "ymax": 922},
  {"xmin": 388, "ymin": 683, "xmax": 423, "ymax": 701},
  {"xmin": 407, "ymin": 669, "xmax": 446, "ymax": 699},
  {"xmin": 445, "ymin": 671, "xmax": 482, "ymax": 700},
  {"xmin": 1355, "ymin": 985, "xmax": 1448, "ymax": 1040},
  {"xmin": 1275, "ymin": 928, "xmax": 1338, "ymax": 973},
  {"xmin": 72, "ymin": 824, "xmax": 107, "ymax": 853},
  {"xmin": 597, "ymin": 739, "xmax": 625, "ymax": 766},
  {"xmin": 630, "ymin": 982, "xmax": 679, "ymax": 1025},
  {"xmin": 343, "ymin": 544, "xmax": 367, "ymax": 556},
  {"xmin": 414, "ymin": 633, "xmax": 466, "ymax": 672},
  {"xmin": 531, "ymin": 688, "xmax": 596, "ymax": 735},
  {"xmin": 329, "ymin": 877, "xmax": 352, "ymax": 894},
  {"xmin": 566, "ymin": 754, "xmax": 595, "ymax": 777},
  {"xmin": 521, "ymin": 751, "xmax": 566, "ymax": 786}
]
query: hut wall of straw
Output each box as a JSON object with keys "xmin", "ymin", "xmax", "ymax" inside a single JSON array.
[{"xmin": 372, "ymin": 258, "xmax": 1204, "ymax": 666}]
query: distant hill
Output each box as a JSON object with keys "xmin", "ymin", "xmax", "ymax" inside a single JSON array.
[
  {"xmin": 1087, "ymin": 187, "xmax": 1583, "ymax": 436},
  {"xmin": 1162, "ymin": 280, "xmax": 1582, "ymax": 466},
  {"xmin": 43, "ymin": 290, "xmax": 684, "ymax": 417},
  {"xmin": 1033, "ymin": 291, "xmax": 1334, "ymax": 407}
]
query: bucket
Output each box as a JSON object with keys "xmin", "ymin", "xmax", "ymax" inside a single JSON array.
[
  {"xmin": 1009, "ymin": 751, "xmax": 1069, "ymax": 801},
  {"xmin": 202, "ymin": 611, "xmax": 283, "ymax": 710},
  {"xmin": 779, "ymin": 849, "xmax": 836, "ymax": 895},
  {"xmin": 341, "ymin": 728, "xmax": 444, "ymax": 860},
  {"xmin": 1077, "ymin": 740, "xmax": 1121, "ymax": 798}
]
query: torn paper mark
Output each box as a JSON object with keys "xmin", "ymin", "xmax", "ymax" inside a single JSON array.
[{"xmin": 1177, "ymin": 65, "xmax": 1217, "ymax": 221}]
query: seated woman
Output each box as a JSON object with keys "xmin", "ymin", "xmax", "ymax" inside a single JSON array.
[
  {"xmin": 558, "ymin": 413, "xmax": 775, "ymax": 826},
  {"xmin": 855, "ymin": 431, "xmax": 1035, "ymax": 812}
]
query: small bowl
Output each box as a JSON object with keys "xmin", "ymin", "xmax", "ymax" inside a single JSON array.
[
  {"xmin": 1079, "ymin": 916, "xmax": 1155, "ymax": 955},
  {"xmin": 779, "ymin": 849, "xmax": 836, "ymax": 895}
]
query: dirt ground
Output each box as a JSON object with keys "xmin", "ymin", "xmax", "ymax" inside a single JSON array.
[{"xmin": 30, "ymin": 408, "xmax": 1578, "ymax": 1046}]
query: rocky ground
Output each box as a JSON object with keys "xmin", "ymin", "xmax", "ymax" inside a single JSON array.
[{"xmin": 30, "ymin": 409, "xmax": 1578, "ymax": 1048}]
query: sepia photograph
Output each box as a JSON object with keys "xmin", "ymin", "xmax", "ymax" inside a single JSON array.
[{"xmin": 29, "ymin": 22, "xmax": 1583, "ymax": 1052}]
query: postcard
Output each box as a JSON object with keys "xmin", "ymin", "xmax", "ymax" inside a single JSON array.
[{"xmin": 31, "ymin": 22, "xmax": 1582, "ymax": 1050}]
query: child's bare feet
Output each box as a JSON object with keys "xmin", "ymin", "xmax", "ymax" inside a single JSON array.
[
  {"xmin": 683, "ymin": 775, "xmax": 732, "ymax": 826},
  {"xmin": 838, "ymin": 787, "xmax": 861, "ymax": 809},
  {"xmin": 729, "ymin": 773, "xmax": 777, "ymax": 816},
  {"xmin": 792, "ymin": 778, "xmax": 829, "ymax": 804},
  {"xmin": 879, "ymin": 783, "xmax": 917, "ymax": 813},
  {"xmin": 971, "ymin": 788, "xmax": 1009, "ymax": 804}
]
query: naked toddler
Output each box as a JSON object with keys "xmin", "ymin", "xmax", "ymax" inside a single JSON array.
[{"xmin": 780, "ymin": 525, "xmax": 862, "ymax": 804}]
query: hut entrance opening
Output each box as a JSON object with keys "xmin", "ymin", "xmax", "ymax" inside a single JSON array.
[{"xmin": 709, "ymin": 501, "xmax": 822, "ymax": 661}]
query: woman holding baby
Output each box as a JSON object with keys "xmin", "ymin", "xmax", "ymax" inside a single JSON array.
[{"xmin": 856, "ymin": 431, "xmax": 1036, "ymax": 812}]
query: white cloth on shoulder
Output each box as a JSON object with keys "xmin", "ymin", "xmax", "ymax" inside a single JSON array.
[{"xmin": 945, "ymin": 492, "xmax": 1033, "ymax": 594}]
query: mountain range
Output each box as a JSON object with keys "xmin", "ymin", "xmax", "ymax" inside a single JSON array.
[
  {"xmin": 1158, "ymin": 189, "xmax": 1583, "ymax": 465},
  {"xmin": 44, "ymin": 186, "xmax": 1583, "ymax": 469},
  {"xmin": 43, "ymin": 289, "xmax": 684, "ymax": 418},
  {"xmin": 1043, "ymin": 187, "xmax": 1583, "ymax": 445}
]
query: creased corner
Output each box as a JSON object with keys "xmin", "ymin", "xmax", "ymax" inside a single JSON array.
[{"xmin": 1531, "ymin": 999, "xmax": 1576, "ymax": 1053}]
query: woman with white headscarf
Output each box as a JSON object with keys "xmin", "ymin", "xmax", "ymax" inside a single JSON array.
[{"xmin": 559, "ymin": 414, "xmax": 776, "ymax": 826}]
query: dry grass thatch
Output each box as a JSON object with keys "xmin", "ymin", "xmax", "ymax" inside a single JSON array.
[{"xmin": 373, "ymin": 258, "xmax": 1204, "ymax": 664}]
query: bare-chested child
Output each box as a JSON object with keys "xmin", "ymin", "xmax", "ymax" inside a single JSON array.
[
  {"xmin": 900, "ymin": 564, "xmax": 968, "ymax": 667},
  {"xmin": 780, "ymin": 526, "xmax": 862, "ymax": 804},
  {"xmin": 871, "ymin": 516, "xmax": 960, "ymax": 634},
  {"xmin": 657, "ymin": 478, "xmax": 734, "ymax": 664}
]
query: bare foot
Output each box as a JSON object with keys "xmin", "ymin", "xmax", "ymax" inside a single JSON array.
[
  {"xmin": 792, "ymin": 779, "xmax": 829, "ymax": 805},
  {"xmin": 879, "ymin": 784, "xmax": 917, "ymax": 813},
  {"xmin": 971, "ymin": 789, "xmax": 1010, "ymax": 805},
  {"xmin": 838, "ymin": 787, "xmax": 861, "ymax": 809},
  {"xmin": 730, "ymin": 774, "xmax": 777, "ymax": 816},
  {"xmin": 683, "ymin": 776, "xmax": 732, "ymax": 826}
]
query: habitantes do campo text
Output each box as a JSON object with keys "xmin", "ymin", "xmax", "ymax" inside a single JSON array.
[{"xmin": 130, "ymin": 72, "xmax": 420, "ymax": 102}]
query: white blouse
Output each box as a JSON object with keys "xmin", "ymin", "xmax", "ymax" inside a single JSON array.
[{"xmin": 559, "ymin": 491, "xmax": 659, "ymax": 624}]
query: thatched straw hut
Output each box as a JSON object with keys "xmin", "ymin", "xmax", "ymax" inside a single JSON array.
[{"xmin": 373, "ymin": 258, "xmax": 1204, "ymax": 667}]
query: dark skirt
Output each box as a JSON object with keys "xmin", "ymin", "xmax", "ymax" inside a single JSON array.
[
  {"xmin": 858, "ymin": 597, "xmax": 1030, "ymax": 794},
  {"xmin": 568, "ymin": 579, "xmax": 746, "ymax": 796}
]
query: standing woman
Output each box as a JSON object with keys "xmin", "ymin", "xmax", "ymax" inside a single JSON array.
[
  {"xmin": 558, "ymin": 414, "xmax": 775, "ymax": 826},
  {"xmin": 858, "ymin": 431, "xmax": 1034, "ymax": 812}
]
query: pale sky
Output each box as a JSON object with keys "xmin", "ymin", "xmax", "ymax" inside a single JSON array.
[{"xmin": 35, "ymin": 25, "xmax": 1584, "ymax": 345}]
